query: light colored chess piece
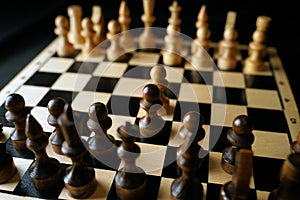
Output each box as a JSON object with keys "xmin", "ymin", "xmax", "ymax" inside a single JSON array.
[
  {"xmin": 91, "ymin": 5, "xmax": 106, "ymax": 45},
  {"xmin": 81, "ymin": 17, "xmax": 96, "ymax": 56},
  {"xmin": 67, "ymin": 5, "xmax": 84, "ymax": 47},
  {"xmin": 54, "ymin": 15, "xmax": 75, "ymax": 57}
]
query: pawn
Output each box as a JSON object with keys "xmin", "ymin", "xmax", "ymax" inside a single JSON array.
[
  {"xmin": 91, "ymin": 5, "xmax": 106, "ymax": 45},
  {"xmin": 0, "ymin": 141, "xmax": 17, "ymax": 184},
  {"xmin": 47, "ymin": 97, "xmax": 67, "ymax": 155},
  {"xmin": 5, "ymin": 93, "xmax": 30, "ymax": 150},
  {"xmin": 115, "ymin": 122, "xmax": 147, "ymax": 200},
  {"xmin": 54, "ymin": 15, "xmax": 75, "ymax": 57},
  {"xmin": 81, "ymin": 17, "xmax": 96, "ymax": 56},
  {"xmin": 106, "ymin": 19, "xmax": 127, "ymax": 62},
  {"xmin": 150, "ymin": 65, "xmax": 169, "ymax": 114},
  {"xmin": 139, "ymin": 84, "xmax": 165, "ymax": 140},
  {"xmin": 25, "ymin": 114, "xmax": 62, "ymax": 190},
  {"xmin": 222, "ymin": 115, "xmax": 254, "ymax": 174},
  {"xmin": 171, "ymin": 111, "xmax": 206, "ymax": 200},
  {"xmin": 58, "ymin": 104, "xmax": 97, "ymax": 199},
  {"xmin": 291, "ymin": 131, "xmax": 300, "ymax": 153}
]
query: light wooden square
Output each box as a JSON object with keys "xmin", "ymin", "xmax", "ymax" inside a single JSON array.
[
  {"xmin": 129, "ymin": 52, "xmax": 160, "ymax": 66},
  {"xmin": 112, "ymin": 77, "xmax": 148, "ymax": 97},
  {"xmin": 246, "ymin": 89, "xmax": 282, "ymax": 110},
  {"xmin": 39, "ymin": 57, "xmax": 74, "ymax": 73},
  {"xmin": 72, "ymin": 91, "xmax": 111, "ymax": 112},
  {"xmin": 93, "ymin": 62, "xmax": 128, "ymax": 78},
  {"xmin": 213, "ymin": 71, "xmax": 245, "ymax": 88},
  {"xmin": 15, "ymin": 85, "xmax": 49, "ymax": 107},
  {"xmin": 178, "ymin": 83, "xmax": 213, "ymax": 103},
  {"xmin": 51, "ymin": 73, "xmax": 91, "ymax": 92}
]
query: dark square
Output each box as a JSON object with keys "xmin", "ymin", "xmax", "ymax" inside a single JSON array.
[
  {"xmin": 247, "ymin": 108, "xmax": 289, "ymax": 133},
  {"xmin": 67, "ymin": 61, "xmax": 98, "ymax": 74},
  {"xmin": 157, "ymin": 54, "xmax": 186, "ymax": 68},
  {"xmin": 245, "ymin": 75, "xmax": 278, "ymax": 90},
  {"xmin": 209, "ymin": 125, "xmax": 232, "ymax": 153},
  {"xmin": 37, "ymin": 90, "xmax": 77, "ymax": 107},
  {"xmin": 213, "ymin": 87, "xmax": 247, "ymax": 105},
  {"xmin": 24, "ymin": 72, "xmax": 60, "ymax": 87},
  {"xmin": 84, "ymin": 77, "xmax": 119, "ymax": 93},
  {"xmin": 107, "ymin": 95, "xmax": 141, "ymax": 117},
  {"xmin": 206, "ymin": 183, "xmax": 222, "ymax": 200},
  {"xmin": 165, "ymin": 83, "xmax": 181, "ymax": 99},
  {"xmin": 52, "ymin": 49, "xmax": 80, "ymax": 58},
  {"xmin": 183, "ymin": 70, "xmax": 212, "ymax": 85},
  {"xmin": 253, "ymin": 156, "xmax": 284, "ymax": 191},
  {"xmin": 123, "ymin": 65, "xmax": 151, "ymax": 79},
  {"xmin": 173, "ymin": 101, "xmax": 211, "ymax": 124},
  {"xmin": 103, "ymin": 53, "xmax": 133, "ymax": 63}
]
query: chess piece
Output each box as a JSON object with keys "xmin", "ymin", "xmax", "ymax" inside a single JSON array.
[
  {"xmin": 162, "ymin": 1, "xmax": 183, "ymax": 66},
  {"xmin": 47, "ymin": 97, "xmax": 67, "ymax": 155},
  {"xmin": 81, "ymin": 17, "xmax": 96, "ymax": 56},
  {"xmin": 220, "ymin": 149, "xmax": 254, "ymax": 200},
  {"xmin": 115, "ymin": 122, "xmax": 147, "ymax": 200},
  {"xmin": 139, "ymin": 84, "xmax": 165, "ymax": 140},
  {"xmin": 268, "ymin": 153, "xmax": 300, "ymax": 200},
  {"xmin": 222, "ymin": 115, "xmax": 255, "ymax": 174},
  {"xmin": 67, "ymin": 5, "xmax": 84, "ymax": 47},
  {"xmin": 25, "ymin": 114, "xmax": 62, "ymax": 190},
  {"xmin": 138, "ymin": 0, "xmax": 156, "ymax": 50},
  {"xmin": 106, "ymin": 19, "xmax": 127, "ymax": 62},
  {"xmin": 54, "ymin": 15, "xmax": 75, "ymax": 57},
  {"xmin": 150, "ymin": 65, "xmax": 169, "ymax": 114},
  {"xmin": 91, "ymin": 5, "xmax": 106, "ymax": 45},
  {"xmin": 291, "ymin": 131, "xmax": 300, "ymax": 154},
  {"xmin": 118, "ymin": 0, "xmax": 135, "ymax": 51},
  {"xmin": 5, "ymin": 93, "xmax": 30, "ymax": 150},
  {"xmin": 171, "ymin": 111, "xmax": 206, "ymax": 200},
  {"xmin": 0, "ymin": 123, "xmax": 3, "ymax": 137},
  {"xmin": 0, "ymin": 141, "xmax": 17, "ymax": 184},
  {"xmin": 58, "ymin": 104, "xmax": 97, "ymax": 198}
]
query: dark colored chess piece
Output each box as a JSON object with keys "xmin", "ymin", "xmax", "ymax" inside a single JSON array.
[
  {"xmin": 291, "ymin": 131, "xmax": 300, "ymax": 154},
  {"xmin": 0, "ymin": 139, "xmax": 17, "ymax": 183}
]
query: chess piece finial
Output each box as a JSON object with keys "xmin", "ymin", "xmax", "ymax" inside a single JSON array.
[{"xmin": 91, "ymin": 5, "xmax": 106, "ymax": 45}]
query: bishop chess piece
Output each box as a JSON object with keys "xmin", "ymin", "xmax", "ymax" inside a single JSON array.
[
  {"xmin": 115, "ymin": 122, "xmax": 147, "ymax": 200},
  {"xmin": 118, "ymin": 0, "xmax": 135, "ymax": 51},
  {"xmin": 47, "ymin": 97, "xmax": 67, "ymax": 155},
  {"xmin": 268, "ymin": 153, "xmax": 300, "ymax": 200},
  {"xmin": 138, "ymin": 0, "xmax": 156, "ymax": 50},
  {"xmin": 81, "ymin": 17, "xmax": 96, "ymax": 56},
  {"xmin": 54, "ymin": 15, "xmax": 75, "ymax": 57},
  {"xmin": 171, "ymin": 111, "xmax": 206, "ymax": 200},
  {"xmin": 139, "ymin": 84, "xmax": 165, "ymax": 141},
  {"xmin": 25, "ymin": 114, "xmax": 62, "ymax": 190},
  {"xmin": 67, "ymin": 5, "xmax": 84, "ymax": 47},
  {"xmin": 291, "ymin": 131, "xmax": 300, "ymax": 154},
  {"xmin": 222, "ymin": 115, "xmax": 255, "ymax": 174},
  {"xmin": 58, "ymin": 104, "xmax": 97, "ymax": 198},
  {"xmin": 5, "ymin": 93, "xmax": 30, "ymax": 150},
  {"xmin": 106, "ymin": 19, "xmax": 127, "ymax": 62},
  {"xmin": 91, "ymin": 5, "xmax": 106, "ymax": 45},
  {"xmin": 220, "ymin": 149, "xmax": 254, "ymax": 200},
  {"xmin": 0, "ymin": 140, "xmax": 17, "ymax": 184},
  {"xmin": 162, "ymin": 1, "xmax": 183, "ymax": 66}
]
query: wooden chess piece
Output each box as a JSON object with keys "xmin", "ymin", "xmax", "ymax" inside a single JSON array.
[
  {"xmin": 0, "ymin": 141, "xmax": 17, "ymax": 184},
  {"xmin": 81, "ymin": 17, "xmax": 96, "ymax": 56},
  {"xmin": 91, "ymin": 5, "xmax": 106, "ymax": 45},
  {"xmin": 58, "ymin": 104, "xmax": 97, "ymax": 198},
  {"xmin": 220, "ymin": 149, "xmax": 254, "ymax": 200},
  {"xmin": 291, "ymin": 131, "xmax": 300, "ymax": 154},
  {"xmin": 5, "ymin": 93, "xmax": 30, "ymax": 150},
  {"xmin": 268, "ymin": 153, "xmax": 300, "ymax": 200},
  {"xmin": 139, "ymin": 84, "xmax": 165, "ymax": 140},
  {"xmin": 115, "ymin": 122, "xmax": 147, "ymax": 200},
  {"xmin": 118, "ymin": 0, "xmax": 135, "ymax": 51},
  {"xmin": 25, "ymin": 114, "xmax": 62, "ymax": 190},
  {"xmin": 0, "ymin": 123, "xmax": 3, "ymax": 137},
  {"xmin": 138, "ymin": 0, "xmax": 156, "ymax": 50},
  {"xmin": 106, "ymin": 19, "xmax": 127, "ymax": 62},
  {"xmin": 171, "ymin": 111, "xmax": 206, "ymax": 200},
  {"xmin": 222, "ymin": 115, "xmax": 255, "ymax": 174},
  {"xmin": 67, "ymin": 5, "xmax": 84, "ymax": 47},
  {"xmin": 54, "ymin": 15, "xmax": 75, "ymax": 57},
  {"xmin": 47, "ymin": 97, "xmax": 67, "ymax": 155}
]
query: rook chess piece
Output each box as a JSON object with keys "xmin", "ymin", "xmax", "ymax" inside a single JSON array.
[
  {"xmin": 115, "ymin": 122, "xmax": 147, "ymax": 200},
  {"xmin": 91, "ymin": 5, "xmax": 106, "ymax": 45},
  {"xmin": 0, "ymin": 141, "xmax": 17, "ymax": 184},
  {"xmin": 171, "ymin": 111, "xmax": 206, "ymax": 200},
  {"xmin": 47, "ymin": 97, "xmax": 67, "ymax": 155},
  {"xmin": 5, "ymin": 93, "xmax": 30, "ymax": 150},
  {"xmin": 58, "ymin": 104, "xmax": 97, "ymax": 198},
  {"xmin": 54, "ymin": 15, "xmax": 75, "ymax": 57},
  {"xmin": 67, "ymin": 5, "xmax": 84, "ymax": 47},
  {"xmin": 25, "ymin": 114, "xmax": 62, "ymax": 190},
  {"xmin": 81, "ymin": 17, "xmax": 96, "ymax": 56},
  {"xmin": 222, "ymin": 115, "xmax": 254, "ymax": 174}
]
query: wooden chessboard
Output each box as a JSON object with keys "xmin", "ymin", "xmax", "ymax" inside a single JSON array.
[{"xmin": 0, "ymin": 34, "xmax": 299, "ymax": 200}]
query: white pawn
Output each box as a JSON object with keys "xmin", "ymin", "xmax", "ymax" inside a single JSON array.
[
  {"xmin": 54, "ymin": 15, "xmax": 75, "ymax": 57},
  {"xmin": 81, "ymin": 17, "xmax": 96, "ymax": 56}
]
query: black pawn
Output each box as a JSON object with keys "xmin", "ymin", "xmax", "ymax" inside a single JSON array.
[
  {"xmin": 139, "ymin": 84, "xmax": 165, "ymax": 140},
  {"xmin": 58, "ymin": 104, "xmax": 97, "ymax": 199},
  {"xmin": 25, "ymin": 114, "xmax": 62, "ymax": 190},
  {"xmin": 115, "ymin": 122, "xmax": 147, "ymax": 200},
  {"xmin": 0, "ymin": 139, "xmax": 17, "ymax": 183},
  {"xmin": 47, "ymin": 97, "xmax": 67, "ymax": 155},
  {"xmin": 171, "ymin": 111, "xmax": 206, "ymax": 200},
  {"xmin": 222, "ymin": 115, "xmax": 254, "ymax": 174},
  {"xmin": 5, "ymin": 93, "xmax": 30, "ymax": 150}
]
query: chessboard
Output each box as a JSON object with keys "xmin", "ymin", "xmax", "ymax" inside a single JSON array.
[{"xmin": 0, "ymin": 3, "xmax": 299, "ymax": 200}]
